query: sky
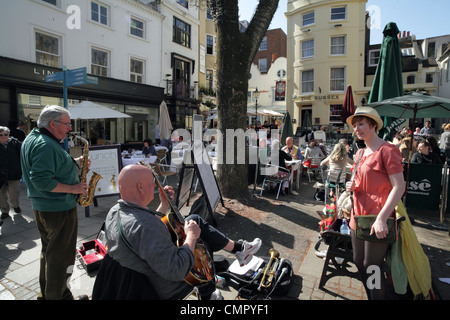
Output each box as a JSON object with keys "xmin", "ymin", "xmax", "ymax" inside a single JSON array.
[{"xmin": 237, "ymin": 0, "xmax": 450, "ymax": 44}]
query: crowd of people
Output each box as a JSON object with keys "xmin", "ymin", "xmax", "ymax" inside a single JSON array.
[{"xmin": 1, "ymin": 103, "xmax": 445, "ymax": 301}]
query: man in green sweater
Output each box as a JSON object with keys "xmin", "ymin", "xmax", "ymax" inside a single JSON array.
[{"xmin": 21, "ymin": 105, "xmax": 88, "ymax": 300}]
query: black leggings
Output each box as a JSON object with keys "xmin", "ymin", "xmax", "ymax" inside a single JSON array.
[{"xmin": 350, "ymin": 229, "xmax": 391, "ymax": 300}]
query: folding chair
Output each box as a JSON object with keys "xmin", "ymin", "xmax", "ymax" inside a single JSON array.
[
  {"xmin": 324, "ymin": 169, "xmax": 346, "ymax": 206},
  {"xmin": 302, "ymin": 157, "xmax": 324, "ymax": 182},
  {"xmin": 156, "ymin": 149, "xmax": 167, "ymax": 164},
  {"xmin": 259, "ymin": 165, "xmax": 291, "ymax": 200},
  {"xmin": 150, "ymin": 163, "xmax": 178, "ymax": 185}
]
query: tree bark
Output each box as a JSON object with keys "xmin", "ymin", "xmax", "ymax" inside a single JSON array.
[{"xmin": 208, "ymin": 0, "xmax": 279, "ymax": 199}]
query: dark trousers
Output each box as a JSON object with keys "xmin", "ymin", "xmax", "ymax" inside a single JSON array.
[{"xmin": 34, "ymin": 207, "xmax": 78, "ymax": 300}]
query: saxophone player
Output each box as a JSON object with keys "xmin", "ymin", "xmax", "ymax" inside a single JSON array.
[{"xmin": 21, "ymin": 105, "xmax": 89, "ymax": 300}]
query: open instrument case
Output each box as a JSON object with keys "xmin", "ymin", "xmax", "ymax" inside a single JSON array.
[{"xmin": 76, "ymin": 223, "xmax": 107, "ymax": 273}]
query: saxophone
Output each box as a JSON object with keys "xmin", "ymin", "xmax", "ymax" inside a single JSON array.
[{"xmin": 76, "ymin": 136, "xmax": 102, "ymax": 207}]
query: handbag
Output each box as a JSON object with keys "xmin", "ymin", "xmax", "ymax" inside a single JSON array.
[{"xmin": 354, "ymin": 215, "xmax": 397, "ymax": 244}]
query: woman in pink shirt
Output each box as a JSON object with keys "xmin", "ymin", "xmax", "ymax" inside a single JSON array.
[{"xmin": 346, "ymin": 107, "xmax": 405, "ymax": 300}]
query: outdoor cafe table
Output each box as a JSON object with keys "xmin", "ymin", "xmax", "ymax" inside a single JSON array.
[
  {"xmin": 285, "ymin": 159, "xmax": 302, "ymax": 191},
  {"xmin": 122, "ymin": 155, "xmax": 157, "ymax": 167}
]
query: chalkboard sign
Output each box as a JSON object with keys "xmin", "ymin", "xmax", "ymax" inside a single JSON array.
[
  {"xmin": 176, "ymin": 163, "xmax": 195, "ymax": 209},
  {"xmin": 191, "ymin": 143, "xmax": 223, "ymax": 213}
]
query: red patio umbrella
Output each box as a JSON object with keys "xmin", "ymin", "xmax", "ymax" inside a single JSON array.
[{"xmin": 341, "ymin": 85, "xmax": 355, "ymax": 124}]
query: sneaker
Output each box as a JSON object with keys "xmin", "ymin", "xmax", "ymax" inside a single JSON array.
[
  {"xmin": 14, "ymin": 207, "xmax": 21, "ymax": 213},
  {"xmin": 0, "ymin": 212, "xmax": 9, "ymax": 220},
  {"xmin": 235, "ymin": 238, "xmax": 262, "ymax": 266},
  {"xmin": 210, "ymin": 289, "xmax": 224, "ymax": 300}
]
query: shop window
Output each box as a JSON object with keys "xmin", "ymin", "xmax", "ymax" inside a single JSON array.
[
  {"xmin": 35, "ymin": 30, "xmax": 60, "ymax": 68},
  {"xmin": 330, "ymin": 104, "xmax": 343, "ymax": 125}
]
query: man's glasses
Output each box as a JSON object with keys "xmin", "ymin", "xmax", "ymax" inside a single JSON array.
[
  {"xmin": 0, "ymin": 133, "xmax": 9, "ymax": 137},
  {"xmin": 54, "ymin": 120, "xmax": 72, "ymax": 128}
]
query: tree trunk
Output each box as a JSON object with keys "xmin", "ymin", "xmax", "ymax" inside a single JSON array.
[{"xmin": 208, "ymin": 0, "xmax": 279, "ymax": 199}]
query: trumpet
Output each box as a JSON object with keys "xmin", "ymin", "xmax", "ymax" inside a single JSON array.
[{"xmin": 258, "ymin": 248, "xmax": 280, "ymax": 290}]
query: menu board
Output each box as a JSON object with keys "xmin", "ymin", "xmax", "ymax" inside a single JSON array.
[{"xmin": 86, "ymin": 145, "xmax": 122, "ymax": 198}]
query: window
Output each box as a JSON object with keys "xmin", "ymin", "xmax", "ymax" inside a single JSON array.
[
  {"xmin": 407, "ymin": 75, "xmax": 415, "ymax": 84},
  {"xmin": 130, "ymin": 58, "xmax": 144, "ymax": 83},
  {"xmin": 277, "ymin": 69, "xmax": 287, "ymax": 78},
  {"xmin": 42, "ymin": 0, "xmax": 57, "ymax": 6},
  {"xmin": 91, "ymin": 1, "xmax": 109, "ymax": 26},
  {"xmin": 331, "ymin": 6, "xmax": 346, "ymax": 20},
  {"xmin": 130, "ymin": 17, "xmax": 145, "ymax": 38},
  {"xmin": 91, "ymin": 47, "xmax": 109, "ymax": 76},
  {"xmin": 426, "ymin": 73, "xmax": 434, "ymax": 83},
  {"xmin": 446, "ymin": 60, "xmax": 449, "ymax": 82},
  {"xmin": 330, "ymin": 36, "xmax": 346, "ymax": 55},
  {"xmin": 330, "ymin": 67, "xmax": 345, "ymax": 91},
  {"xmin": 369, "ymin": 49, "xmax": 380, "ymax": 66},
  {"xmin": 330, "ymin": 104, "xmax": 343, "ymax": 125},
  {"xmin": 302, "ymin": 12, "xmax": 314, "ymax": 26},
  {"xmin": 206, "ymin": 69, "xmax": 214, "ymax": 91},
  {"xmin": 402, "ymin": 48, "xmax": 414, "ymax": 56},
  {"xmin": 173, "ymin": 17, "xmax": 191, "ymax": 48},
  {"xmin": 427, "ymin": 42, "xmax": 436, "ymax": 59},
  {"xmin": 258, "ymin": 58, "xmax": 268, "ymax": 73},
  {"xmin": 259, "ymin": 37, "xmax": 268, "ymax": 51},
  {"xmin": 301, "ymin": 70, "xmax": 314, "ymax": 93},
  {"xmin": 177, "ymin": 0, "xmax": 188, "ymax": 8},
  {"xmin": 206, "ymin": 9, "xmax": 213, "ymax": 20},
  {"xmin": 35, "ymin": 31, "xmax": 60, "ymax": 67},
  {"xmin": 302, "ymin": 39, "xmax": 314, "ymax": 59},
  {"xmin": 206, "ymin": 35, "xmax": 215, "ymax": 55}
]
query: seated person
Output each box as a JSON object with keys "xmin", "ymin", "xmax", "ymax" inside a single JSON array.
[
  {"xmin": 96, "ymin": 164, "xmax": 262, "ymax": 300},
  {"xmin": 269, "ymin": 140, "xmax": 292, "ymax": 195},
  {"xmin": 304, "ymin": 140, "xmax": 325, "ymax": 160},
  {"xmin": 281, "ymin": 137, "xmax": 303, "ymax": 160},
  {"xmin": 142, "ymin": 139, "xmax": 157, "ymax": 157},
  {"xmin": 320, "ymin": 142, "xmax": 354, "ymax": 174},
  {"xmin": 411, "ymin": 141, "xmax": 442, "ymax": 164}
]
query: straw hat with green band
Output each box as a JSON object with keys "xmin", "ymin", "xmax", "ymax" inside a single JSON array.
[{"xmin": 346, "ymin": 106, "xmax": 384, "ymax": 132}]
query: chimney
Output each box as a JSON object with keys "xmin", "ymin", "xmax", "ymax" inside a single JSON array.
[{"xmin": 407, "ymin": 31, "xmax": 410, "ymax": 37}]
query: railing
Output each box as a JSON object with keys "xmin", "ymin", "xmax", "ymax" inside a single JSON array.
[{"xmin": 165, "ymin": 80, "xmax": 198, "ymax": 100}]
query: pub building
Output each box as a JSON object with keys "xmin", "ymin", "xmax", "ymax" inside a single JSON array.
[{"xmin": 0, "ymin": 56, "xmax": 165, "ymax": 151}]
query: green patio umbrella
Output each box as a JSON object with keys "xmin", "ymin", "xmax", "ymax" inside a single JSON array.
[
  {"xmin": 367, "ymin": 22, "xmax": 405, "ymax": 140},
  {"xmin": 280, "ymin": 111, "xmax": 293, "ymax": 147},
  {"xmin": 367, "ymin": 91, "xmax": 450, "ymax": 203}
]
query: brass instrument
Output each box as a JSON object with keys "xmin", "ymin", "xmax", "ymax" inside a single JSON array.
[
  {"xmin": 258, "ymin": 248, "xmax": 280, "ymax": 290},
  {"xmin": 76, "ymin": 136, "xmax": 102, "ymax": 207}
]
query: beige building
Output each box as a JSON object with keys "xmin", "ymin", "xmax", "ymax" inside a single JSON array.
[
  {"xmin": 198, "ymin": 6, "xmax": 217, "ymax": 110},
  {"xmin": 286, "ymin": 0, "xmax": 368, "ymax": 133}
]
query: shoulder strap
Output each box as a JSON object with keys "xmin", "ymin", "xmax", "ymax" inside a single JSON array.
[
  {"xmin": 117, "ymin": 211, "xmax": 141, "ymax": 258},
  {"xmin": 350, "ymin": 148, "xmax": 365, "ymax": 182}
]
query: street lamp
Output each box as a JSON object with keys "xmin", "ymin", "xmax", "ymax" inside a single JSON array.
[
  {"xmin": 252, "ymin": 87, "xmax": 261, "ymax": 194},
  {"xmin": 254, "ymin": 87, "xmax": 260, "ymax": 128}
]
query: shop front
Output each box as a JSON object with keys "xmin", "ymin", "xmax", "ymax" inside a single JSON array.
[{"xmin": 0, "ymin": 56, "xmax": 164, "ymax": 148}]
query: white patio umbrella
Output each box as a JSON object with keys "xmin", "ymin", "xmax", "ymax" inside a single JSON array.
[
  {"xmin": 68, "ymin": 101, "xmax": 131, "ymax": 120},
  {"xmin": 158, "ymin": 100, "xmax": 173, "ymax": 140}
]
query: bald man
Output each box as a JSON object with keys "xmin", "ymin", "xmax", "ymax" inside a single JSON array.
[
  {"xmin": 98, "ymin": 164, "xmax": 261, "ymax": 300},
  {"xmin": 282, "ymin": 137, "xmax": 303, "ymax": 160}
]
